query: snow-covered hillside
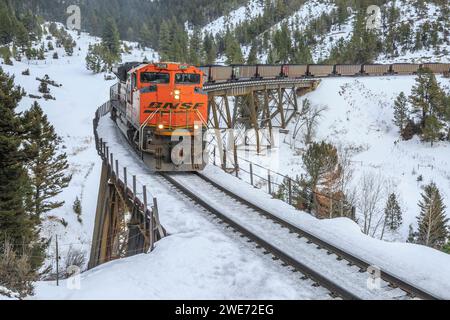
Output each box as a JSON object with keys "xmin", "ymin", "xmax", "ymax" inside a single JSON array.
[
  {"xmin": 243, "ymin": 75, "xmax": 450, "ymax": 242},
  {"xmin": 1, "ymin": 19, "xmax": 449, "ymax": 300},
  {"xmin": 0, "ymin": 23, "xmax": 157, "ymax": 275},
  {"xmin": 33, "ymin": 110, "xmax": 450, "ymax": 300},
  {"xmin": 202, "ymin": 0, "xmax": 450, "ymax": 64}
]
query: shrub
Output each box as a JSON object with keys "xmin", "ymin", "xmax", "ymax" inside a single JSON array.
[{"xmin": 0, "ymin": 241, "xmax": 36, "ymax": 299}]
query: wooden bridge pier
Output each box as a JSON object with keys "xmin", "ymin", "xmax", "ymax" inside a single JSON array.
[
  {"xmin": 204, "ymin": 79, "xmax": 319, "ymax": 171},
  {"xmin": 89, "ymin": 105, "xmax": 166, "ymax": 269}
]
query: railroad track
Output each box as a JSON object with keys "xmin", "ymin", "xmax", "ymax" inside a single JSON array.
[{"xmin": 159, "ymin": 171, "xmax": 441, "ymax": 301}]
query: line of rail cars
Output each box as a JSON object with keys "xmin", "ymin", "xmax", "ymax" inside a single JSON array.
[
  {"xmin": 199, "ymin": 63, "xmax": 450, "ymax": 82},
  {"xmin": 111, "ymin": 62, "xmax": 208, "ymax": 172}
]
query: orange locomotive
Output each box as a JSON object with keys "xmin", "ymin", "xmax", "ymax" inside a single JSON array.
[{"xmin": 111, "ymin": 62, "xmax": 209, "ymax": 171}]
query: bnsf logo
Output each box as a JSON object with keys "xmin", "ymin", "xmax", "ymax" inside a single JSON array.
[{"xmin": 145, "ymin": 102, "xmax": 205, "ymax": 112}]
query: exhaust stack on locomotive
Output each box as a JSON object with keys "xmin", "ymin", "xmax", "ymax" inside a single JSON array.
[{"xmin": 110, "ymin": 62, "xmax": 209, "ymax": 171}]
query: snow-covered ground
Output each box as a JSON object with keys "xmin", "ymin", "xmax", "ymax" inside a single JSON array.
[
  {"xmin": 199, "ymin": 0, "xmax": 265, "ymax": 37},
  {"xmin": 241, "ymin": 76, "xmax": 450, "ymax": 242},
  {"xmin": 2, "ymin": 20, "xmax": 449, "ymax": 299},
  {"xmin": 33, "ymin": 116, "xmax": 331, "ymax": 300},
  {"xmin": 33, "ymin": 113, "xmax": 450, "ymax": 299},
  {"xmin": 0, "ymin": 23, "xmax": 157, "ymax": 274}
]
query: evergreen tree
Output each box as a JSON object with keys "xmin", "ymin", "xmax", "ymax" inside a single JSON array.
[
  {"xmin": 85, "ymin": 44, "xmax": 104, "ymax": 73},
  {"xmin": 139, "ymin": 23, "xmax": 153, "ymax": 48},
  {"xmin": 384, "ymin": 193, "xmax": 403, "ymax": 231},
  {"xmin": 203, "ymin": 33, "xmax": 217, "ymax": 64},
  {"xmin": 158, "ymin": 20, "xmax": 172, "ymax": 61},
  {"xmin": 410, "ymin": 69, "xmax": 446, "ymax": 129},
  {"xmin": 247, "ymin": 41, "xmax": 259, "ymax": 65},
  {"xmin": 302, "ymin": 141, "xmax": 340, "ymax": 213},
  {"xmin": 102, "ymin": 18, "xmax": 121, "ymax": 57},
  {"xmin": 101, "ymin": 18, "xmax": 121, "ymax": 67},
  {"xmin": 407, "ymin": 224, "xmax": 416, "ymax": 243},
  {"xmin": 22, "ymin": 103, "xmax": 72, "ymax": 219},
  {"xmin": 393, "ymin": 92, "xmax": 409, "ymax": 134},
  {"xmin": 422, "ymin": 115, "xmax": 443, "ymax": 146},
  {"xmin": 416, "ymin": 182, "xmax": 449, "ymax": 249},
  {"xmin": 267, "ymin": 46, "xmax": 280, "ymax": 64},
  {"xmin": 443, "ymin": 242, "xmax": 450, "ymax": 254},
  {"xmin": 188, "ymin": 26, "xmax": 204, "ymax": 65},
  {"xmin": 224, "ymin": 31, "xmax": 243, "ymax": 65},
  {"xmin": 0, "ymin": 68, "xmax": 45, "ymax": 281},
  {"xmin": 38, "ymin": 81, "xmax": 49, "ymax": 94}
]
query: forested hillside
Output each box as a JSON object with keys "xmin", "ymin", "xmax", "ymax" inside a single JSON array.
[
  {"xmin": 2, "ymin": 0, "xmax": 450, "ymax": 65},
  {"xmin": 5, "ymin": 0, "xmax": 246, "ymax": 49}
]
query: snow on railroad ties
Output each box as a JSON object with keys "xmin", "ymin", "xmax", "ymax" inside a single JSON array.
[
  {"xmin": 201, "ymin": 165, "xmax": 450, "ymax": 299},
  {"xmin": 33, "ymin": 115, "xmax": 331, "ymax": 300}
]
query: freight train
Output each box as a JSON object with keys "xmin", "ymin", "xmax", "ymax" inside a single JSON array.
[
  {"xmin": 109, "ymin": 61, "xmax": 449, "ymax": 172},
  {"xmin": 111, "ymin": 62, "xmax": 208, "ymax": 171},
  {"xmin": 199, "ymin": 63, "xmax": 450, "ymax": 83}
]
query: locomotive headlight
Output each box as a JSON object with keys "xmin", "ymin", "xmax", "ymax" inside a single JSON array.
[
  {"xmin": 194, "ymin": 124, "xmax": 200, "ymax": 130},
  {"xmin": 158, "ymin": 124, "xmax": 164, "ymax": 130},
  {"xmin": 174, "ymin": 90, "xmax": 181, "ymax": 95},
  {"xmin": 174, "ymin": 95, "xmax": 180, "ymax": 100}
]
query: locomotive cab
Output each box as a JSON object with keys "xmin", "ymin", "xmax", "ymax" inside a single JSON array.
[{"xmin": 111, "ymin": 62, "xmax": 209, "ymax": 171}]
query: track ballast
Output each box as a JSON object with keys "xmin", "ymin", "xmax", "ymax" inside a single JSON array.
[{"xmin": 159, "ymin": 171, "xmax": 440, "ymax": 300}]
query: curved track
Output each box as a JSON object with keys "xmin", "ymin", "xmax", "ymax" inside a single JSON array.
[{"xmin": 159, "ymin": 172, "xmax": 440, "ymax": 300}]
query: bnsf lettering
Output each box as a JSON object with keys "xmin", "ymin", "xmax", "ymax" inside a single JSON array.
[{"xmin": 145, "ymin": 102, "xmax": 204, "ymax": 112}]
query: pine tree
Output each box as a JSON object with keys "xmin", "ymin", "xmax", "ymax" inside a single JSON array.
[
  {"xmin": 267, "ymin": 46, "xmax": 280, "ymax": 64},
  {"xmin": 85, "ymin": 44, "xmax": 104, "ymax": 73},
  {"xmin": 393, "ymin": 92, "xmax": 409, "ymax": 134},
  {"xmin": 443, "ymin": 242, "xmax": 450, "ymax": 254},
  {"xmin": 101, "ymin": 18, "xmax": 121, "ymax": 67},
  {"xmin": 158, "ymin": 20, "xmax": 172, "ymax": 61},
  {"xmin": 302, "ymin": 141, "xmax": 340, "ymax": 214},
  {"xmin": 384, "ymin": 193, "xmax": 403, "ymax": 231},
  {"xmin": 410, "ymin": 69, "xmax": 446, "ymax": 129},
  {"xmin": 407, "ymin": 224, "xmax": 416, "ymax": 243},
  {"xmin": 224, "ymin": 31, "xmax": 243, "ymax": 65},
  {"xmin": 247, "ymin": 41, "xmax": 259, "ymax": 65},
  {"xmin": 22, "ymin": 102, "xmax": 72, "ymax": 219},
  {"xmin": 416, "ymin": 182, "xmax": 449, "ymax": 249},
  {"xmin": 38, "ymin": 81, "xmax": 49, "ymax": 94},
  {"xmin": 188, "ymin": 26, "xmax": 204, "ymax": 65},
  {"xmin": 422, "ymin": 115, "xmax": 443, "ymax": 146},
  {"xmin": 203, "ymin": 33, "xmax": 217, "ymax": 64},
  {"xmin": 0, "ymin": 68, "xmax": 45, "ymax": 281}
]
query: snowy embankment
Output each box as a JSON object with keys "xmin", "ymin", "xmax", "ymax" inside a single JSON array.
[
  {"xmin": 245, "ymin": 76, "xmax": 450, "ymax": 243},
  {"xmin": 34, "ymin": 117, "xmax": 330, "ymax": 300},
  {"xmin": 1, "ymin": 23, "xmax": 157, "ymax": 273},
  {"xmin": 36, "ymin": 113, "xmax": 450, "ymax": 299}
]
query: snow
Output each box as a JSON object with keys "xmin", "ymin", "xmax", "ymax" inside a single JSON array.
[
  {"xmin": 33, "ymin": 112, "xmax": 450, "ymax": 299},
  {"xmin": 201, "ymin": 165, "xmax": 450, "ymax": 299},
  {"xmin": 32, "ymin": 115, "xmax": 331, "ymax": 300},
  {"xmin": 200, "ymin": 0, "xmax": 265, "ymax": 37},
  {"xmin": 0, "ymin": 23, "xmax": 157, "ymax": 275},
  {"xmin": 239, "ymin": 76, "xmax": 450, "ymax": 243},
  {"xmin": 2, "ymin": 18, "xmax": 449, "ymax": 300},
  {"xmin": 376, "ymin": 0, "xmax": 450, "ymax": 64}
]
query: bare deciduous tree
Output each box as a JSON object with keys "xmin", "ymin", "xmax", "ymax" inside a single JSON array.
[
  {"xmin": 290, "ymin": 99, "xmax": 328, "ymax": 149},
  {"xmin": 356, "ymin": 173, "xmax": 387, "ymax": 237}
]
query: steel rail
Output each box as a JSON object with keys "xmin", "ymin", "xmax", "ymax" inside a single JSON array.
[
  {"xmin": 160, "ymin": 172, "xmax": 360, "ymax": 300},
  {"xmin": 195, "ymin": 172, "xmax": 441, "ymax": 301}
]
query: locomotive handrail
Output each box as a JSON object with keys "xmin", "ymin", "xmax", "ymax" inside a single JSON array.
[{"xmin": 139, "ymin": 108, "xmax": 162, "ymax": 151}]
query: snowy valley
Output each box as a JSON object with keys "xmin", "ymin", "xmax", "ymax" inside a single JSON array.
[{"xmin": 0, "ymin": 0, "xmax": 449, "ymax": 302}]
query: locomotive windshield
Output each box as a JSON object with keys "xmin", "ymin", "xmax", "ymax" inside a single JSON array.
[
  {"xmin": 175, "ymin": 73, "xmax": 201, "ymax": 84},
  {"xmin": 141, "ymin": 72, "xmax": 170, "ymax": 84}
]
